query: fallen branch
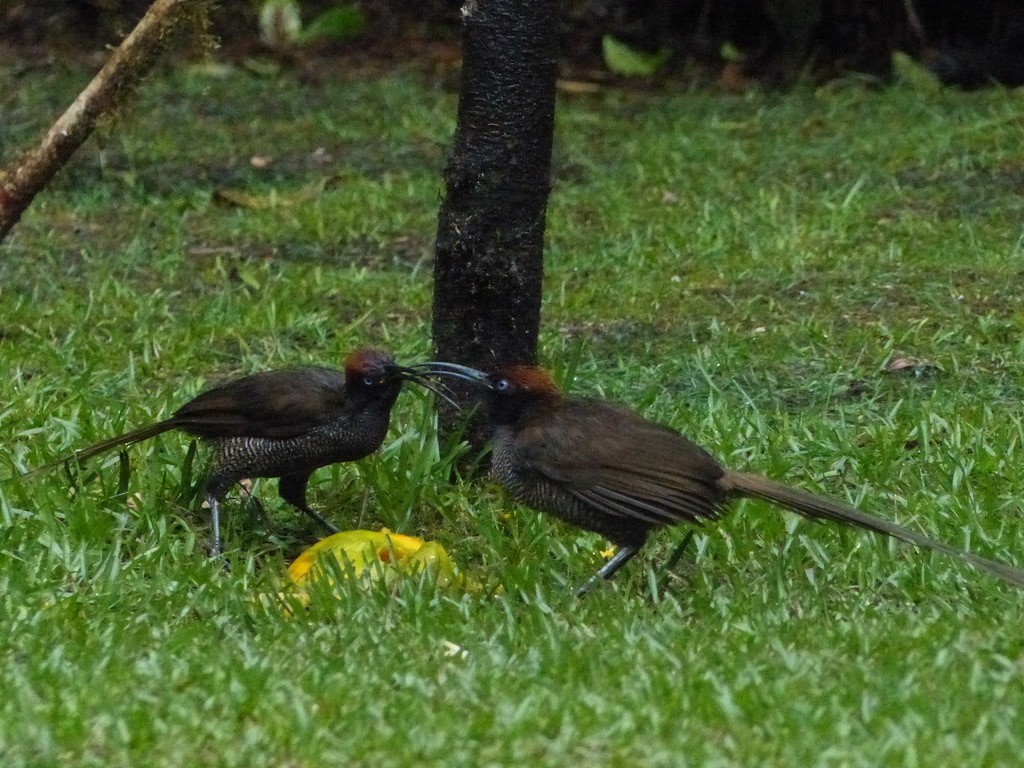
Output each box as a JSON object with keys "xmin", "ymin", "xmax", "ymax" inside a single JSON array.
[{"xmin": 0, "ymin": 0, "xmax": 213, "ymax": 243}]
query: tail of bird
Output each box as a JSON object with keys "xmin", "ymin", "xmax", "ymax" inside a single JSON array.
[
  {"xmin": 723, "ymin": 470, "xmax": 1024, "ymax": 590},
  {"xmin": 13, "ymin": 420, "xmax": 177, "ymax": 481}
]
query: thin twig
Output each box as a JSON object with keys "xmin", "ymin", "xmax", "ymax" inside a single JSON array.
[{"xmin": 0, "ymin": 0, "xmax": 212, "ymax": 242}]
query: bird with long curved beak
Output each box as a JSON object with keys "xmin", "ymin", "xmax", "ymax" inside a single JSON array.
[
  {"xmin": 16, "ymin": 348, "xmax": 474, "ymax": 554},
  {"xmin": 438, "ymin": 361, "xmax": 1024, "ymax": 595}
]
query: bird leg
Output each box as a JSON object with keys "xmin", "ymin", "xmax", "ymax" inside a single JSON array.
[
  {"xmin": 661, "ymin": 531, "xmax": 696, "ymax": 576},
  {"xmin": 206, "ymin": 494, "xmax": 223, "ymax": 557},
  {"xmin": 295, "ymin": 503, "xmax": 339, "ymax": 535},
  {"xmin": 236, "ymin": 479, "xmax": 268, "ymax": 522},
  {"xmin": 278, "ymin": 474, "xmax": 339, "ymax": 535},
  {"xmin": 575, "ymin": 545, "xmax": 639, "ymax": 598}
]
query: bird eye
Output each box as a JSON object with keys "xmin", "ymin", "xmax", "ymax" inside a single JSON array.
[
  {"xmin": 363, "ymin": 376, "xmax": 377, "ymax": 387},
  {"xmin": 494, "ymin": 378, "xmax": 511, "ymax": 392}
]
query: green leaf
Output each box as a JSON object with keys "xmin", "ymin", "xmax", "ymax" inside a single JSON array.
[
  {"xmin": 720, "ymin": 42, "xmax": 745, "ymax": 63},
  {"xmin": 892, "ymin": 51, "xmax": 942, "ymax": 93},
  {"xmin": 602, "ymin": 35, "xmax": 669, "ymax": 77},
  {"xmin": 299, "ymin": 4, "xmax": 367, "ymax": 45}
]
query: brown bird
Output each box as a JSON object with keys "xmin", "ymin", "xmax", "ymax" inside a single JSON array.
[
  {"xmin": 432, "ymin": 362, "xmax": 1024, "ymax": 594},
  {"xmin": 25, "ymin": 348, "xmax": 461, "ymax": 554}
]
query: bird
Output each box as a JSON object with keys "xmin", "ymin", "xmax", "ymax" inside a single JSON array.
[
  {"xmin": 429, "ymin": 362, "xmax": 1024, "ymax": 595},
  {"xmin": 21, "ymin": 348, "xmax": 462, "ymax": 554}
]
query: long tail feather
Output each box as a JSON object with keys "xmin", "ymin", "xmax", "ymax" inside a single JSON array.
[
  {"xmin": 13, "ymin": 420, "xmax": 177, "ymax": 480},
  {"xmin": 724, "ymin": 470, "xmax": 1024, "ymax": 590}
]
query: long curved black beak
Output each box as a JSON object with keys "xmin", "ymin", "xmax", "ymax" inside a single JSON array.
[
  {"xmin": 406, "ymin": 361, "xmax": 490, "ymax": 384},
  {"xmin": 395, "ymin": 364, "xmax": 481, "ymax": 409}
]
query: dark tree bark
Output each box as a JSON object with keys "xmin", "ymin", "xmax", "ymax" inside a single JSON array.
[{"xmin": 432, "ymin": 0, "xmax": 558, "ymax": 437}]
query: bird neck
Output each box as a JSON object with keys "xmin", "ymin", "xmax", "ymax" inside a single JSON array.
[
  {"xmin": 488, "ymin": 390, "xmax": 563, "ymax": 429},
  {"xmin": 346, "ymin": 382, "xmax": 403, "ymax": 415}
]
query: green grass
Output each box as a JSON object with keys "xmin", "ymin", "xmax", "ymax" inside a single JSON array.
[{"xmin": 3, "ymin": 57, "xmax": 1024, "ymax": 766}]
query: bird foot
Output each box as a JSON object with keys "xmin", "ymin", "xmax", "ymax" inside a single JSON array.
[
  {"xmin": 661, "ymin": 531, "xmax": 696, "ymax": 575},
  {"xmin": 298, "ymin": 504, "xmax": 339, "ymax": 535},
  {"xmin": 574, "ymin": 573, "xmax": 603, "ymax": 598},
  {"xmin": 574, "ymin": 545, "xmax": 639, "ymax": 598}
]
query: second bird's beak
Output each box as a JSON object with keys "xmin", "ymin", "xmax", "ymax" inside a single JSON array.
[
  {"xmin": 401, "ymin": 362, "xmax": 491, "ymax": 408},
  {"xmin": 395, "ymin": 362, "xmax": 483, "ymax": 409},
  {"xmin": 406, "ymin": 362, "xmax": 490, "ymax": 384}
]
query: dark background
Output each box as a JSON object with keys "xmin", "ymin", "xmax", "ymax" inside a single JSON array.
[{"xmin": 1, "ymin": 0, "xmax": 1022, "ymax": 87}]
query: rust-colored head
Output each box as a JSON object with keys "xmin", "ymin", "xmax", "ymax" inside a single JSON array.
[
  {"xmin": 488, "ymin": 365, "xmax": 561, "ymax": 395},
  {"xmin": 344, "ymin": 348, "xmax": 399, "ymax": 383},
  {"xmin": 342, "ymin": 348, "xmax": 406, "ymax": 411},
  {"xmin": 484, "ymin": 365, "xmax": 563, "ymax": 426}
]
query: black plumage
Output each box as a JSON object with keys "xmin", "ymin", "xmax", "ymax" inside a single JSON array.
[{"xmin": 27, "ymin": 348, "xmax": 454, "ymax": 553}]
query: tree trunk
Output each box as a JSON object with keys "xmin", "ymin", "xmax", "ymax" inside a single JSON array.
[{"xmin": 432, "ymin": 0, "xmax": 558, "ymax": 438}]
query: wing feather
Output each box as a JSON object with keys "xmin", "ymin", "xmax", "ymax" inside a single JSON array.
[
  {"xmin": 171, "ymin": 367, "xmax": 349, "ymax": 439},
  {"xmin": 514, "ymin": 398, "xmax": 727, "ymax": 525}
]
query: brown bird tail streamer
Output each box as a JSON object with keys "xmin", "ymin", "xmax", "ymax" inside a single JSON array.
[{"xmin": 724, "ymin": 470, "xmax": 1024, "ymax": 589}]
